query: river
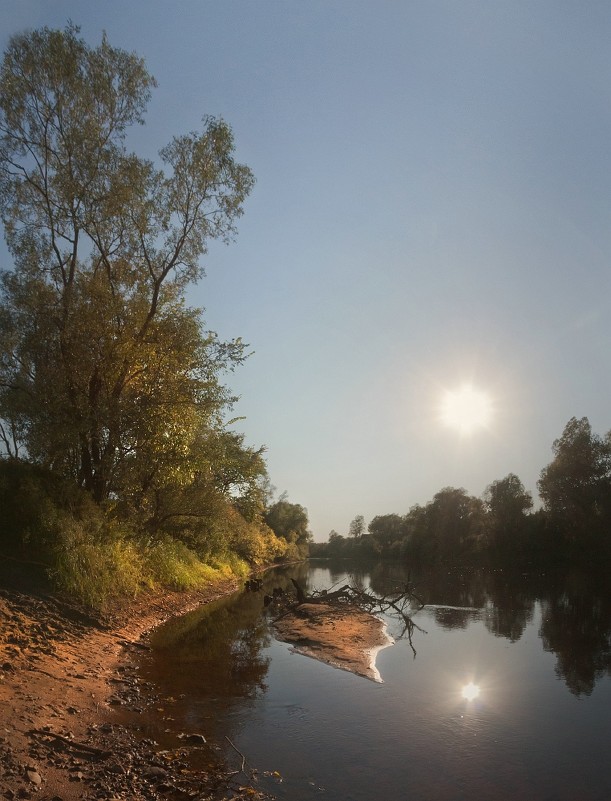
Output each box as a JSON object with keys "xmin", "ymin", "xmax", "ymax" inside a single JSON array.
[{"xmin": 132, "ymin": 561, "xmax": 611, "ymax": 800}]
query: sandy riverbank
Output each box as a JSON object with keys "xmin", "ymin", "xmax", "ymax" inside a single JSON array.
[
  {"xmin": 273, "ymin": 602, "xmax": 393, "ymax": 682},
  {"xmin": 0, "ymin": 580, "xmax": 275, "ymax": 800},
  {"xmin": 0, "ymin": 579, "xmax": 392, "ymax": 800}
]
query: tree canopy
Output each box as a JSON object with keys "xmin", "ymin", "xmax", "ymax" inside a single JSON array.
[
  {"xmin": 0, "ymin": 25, "xmax": 303, "ymax": 599},
  {"xmin": 0, "ymin": 25, "xmax": 254, "ymax": 507}
]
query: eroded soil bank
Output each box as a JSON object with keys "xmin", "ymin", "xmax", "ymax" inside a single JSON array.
[{"xmin": 0, "ymin": 581, "xmax": 273, "ymax": 801}]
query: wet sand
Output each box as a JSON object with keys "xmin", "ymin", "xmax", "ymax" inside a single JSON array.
[{"xmin": 273, "ymin": 602, "xmax": 393, "ymax": 682}]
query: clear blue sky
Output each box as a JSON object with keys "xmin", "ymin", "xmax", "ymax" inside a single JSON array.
[{"xmin": 2, "ymin": 1, "xmax": 611, "ymax": 540}]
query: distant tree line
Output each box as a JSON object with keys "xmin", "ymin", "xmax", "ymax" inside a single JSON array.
[
  {"xmin": 363, "ymin": 561, "xmax": 610, "ymax": 697},
  {"xmin": 311, "ymin": 417, "xmax": 611, "ymax": 569},
  {"xmin": 0, "ymin": 26, "xmax": 309, "ymax": 604}
]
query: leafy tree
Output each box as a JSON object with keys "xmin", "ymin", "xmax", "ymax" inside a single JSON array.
[
  {"xmin": 428, "ymin": 487, "xmax": 485, "ymax": 561},
  {"xmin": 265, "ymin": 500, "xmax": 310, "ymax": 560},
  {"xmin": 348, "ymin": 514, "xmax": 365, "ymax": 539},
  {"xmin": 538, "ymin": 417, "xmax": 611, "ymax": 545},
  {"xmin": 483, "ymin": 473, "xmax": 533, "ymax": 559},
  {"xmin": 403, "ymin": 503, "xmax": 432, "ymax": 562},
  {"xmin": 0, "ymin": 25, "xmax": 255, "ymax": 524},
  {"xmin": 368, "ymin": 514, "xmax": 405, "ymax": 555},
  {"xmin": 313, "ymin": 529, "xmax": 345, "ymax": 558},
  {"xmin": 403, "ymin": 489, "xmax": 485, "ymax": 563},
  {"xmin": 327, "ymin": 529, "xmax": 343, "ymax": 548}
]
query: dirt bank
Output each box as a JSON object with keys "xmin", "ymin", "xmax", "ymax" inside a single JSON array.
[{"xmin": 0, "ymin": 581, "xmax": 272, "ymax": 800}]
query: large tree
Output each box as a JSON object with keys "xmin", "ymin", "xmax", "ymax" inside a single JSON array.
[
  {"xmin": 409, "ymin": 487, "xmax": 485, "ymax": 563},
  {"xmin": 368, "ymin": 513, "xmax": 405, "ymax": 554},
  {"xmin": 538, "ymin": 418, "xmax": 611, "ymax": 531},
  {"xmin": 484, "ymin": 473, "xmax": 533, "ymax": 558},
  {"xmin": 265, "ymin": 499, "xmax": 310, "ymax": 559},
  {"xmin": 0, "ymin": 26, "xmax": 255, "ymax": 519},
  {"xmin": 538, "ymin": 418, "xmax": 611, "ymax": 551}
]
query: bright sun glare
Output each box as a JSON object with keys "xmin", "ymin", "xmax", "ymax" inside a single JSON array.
[
  {"xmin": 440, "ymin": 384, "xmax": 493, "ymax": 436},
  {"xmin": 461, "ymin": 682, "xmax": 480, "ymax": 701}
]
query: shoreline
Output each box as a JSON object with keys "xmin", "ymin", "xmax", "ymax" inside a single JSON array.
[
  {"xmin": 0, "ymin": 572, "xmax": 393, "ymax": 799},
  {"xmin": 0, "ymin": 579, "xmax": 274, "ymax": 800}
]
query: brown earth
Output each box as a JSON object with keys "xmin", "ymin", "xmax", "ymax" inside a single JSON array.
[
  {"xmin": 0, "ymin": 581, "xmax": 273, "ymax": 801},
  {"xmin": 0, "ymin": 580, "xmax": 391, "ymax": 801},
  {"xmin": 272, "ymin": 602, "xmax": 393, "ymax": 682}
]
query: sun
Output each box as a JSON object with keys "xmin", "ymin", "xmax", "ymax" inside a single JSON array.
[
  {"xmin": 440, "ymin": 384, "xmax": 492, "ymax": 436},
  {"xmin": 461, "ymin": 682, "xmax": 480, "ymax": 701}
]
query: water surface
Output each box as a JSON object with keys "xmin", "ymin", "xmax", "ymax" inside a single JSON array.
[{"xmin": 135, "ymin": 563, "xmax": 611, "ymax": 800}]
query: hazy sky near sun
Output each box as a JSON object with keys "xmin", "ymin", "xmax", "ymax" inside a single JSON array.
[{"xmin": 2, "ymin": 1, "xmax": 611, "ymax": 540}]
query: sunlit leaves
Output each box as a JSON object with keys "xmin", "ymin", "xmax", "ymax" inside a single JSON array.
[{"xmin": 0, "ymin": 25, "xmax": 256, "ymax": 525}]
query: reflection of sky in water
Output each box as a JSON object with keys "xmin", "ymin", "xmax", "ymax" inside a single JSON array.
[{"xmin": 136, "ymin": 564, "xmax": 611, "ymax": 801}]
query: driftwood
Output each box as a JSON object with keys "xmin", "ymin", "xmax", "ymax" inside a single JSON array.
[
  {"xmin": 288, "ymin": 577, "xmax": 427, "ymax": 656},
  {"xmin": 29, "ymin": 728, "xmax": 112, "ymax": 758}
]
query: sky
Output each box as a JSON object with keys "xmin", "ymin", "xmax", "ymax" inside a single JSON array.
[{"xmin": 2, "ymin": 1, "xmax": 611, "ymax": 540}]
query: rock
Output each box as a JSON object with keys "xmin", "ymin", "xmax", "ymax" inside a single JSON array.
[
  {"xmin": 141, "ymin": 766, "xmax": 168, "ymax": 780},
  {"xmin": 25, "ymin": 770, "xmax": 41, "ymax": 785}
]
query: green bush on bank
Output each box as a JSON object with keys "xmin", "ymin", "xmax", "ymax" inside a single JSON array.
[
  {"xmin": 52, "ymin": 526, "xmax": 249, "ymax": 608},
  {"xmin": 0, "ymin": 460, "xmax": 283, "ymax": 609},
  {"xmin": 52, "ymin": 517, "xmax": 144, "ymax": 607},
  {"xmin": 144, "ymin": 535, "xmax": 249, "ymax": 590}
]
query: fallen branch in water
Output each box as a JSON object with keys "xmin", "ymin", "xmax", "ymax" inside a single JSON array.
[
  {"xmin": 287, "ymin": 577, "xmax": 427, "ymax": 656},
  {"xmin": 225, "ymin": 736, "xmax": 247, "ymax": 776}
]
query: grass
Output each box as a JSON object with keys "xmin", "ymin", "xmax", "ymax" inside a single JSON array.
[{"xmin": 51, "ymin": 521, "xmax": 250, "ymax": 610}]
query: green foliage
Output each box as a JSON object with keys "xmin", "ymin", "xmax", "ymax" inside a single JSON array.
[
  {"xmin": 0, "ymin": 24, "xmax": 254, "ymax": 509},
  {"xmin": 0, "ymin": 460, "xmax": 97, "ymax": 563},
  {"xmin": 265, "ymin": 499, "xmax": 311, "ymax": 560},
  {"xmin": 483, "ymin": 473, "xmax": 533, "ymax": 560},
  {"xmin": 143, "ymin": 536, "xmax": 247, "ymax": 590},
  {"xmin": 52, "ymin": 523, "xmax": 252, "ymax": 608},
  {"xmin": 348, "ymin": 514, "xmax": 365, "ymax": 539},
  {"xmin": 52, "ymin": 519, "xmax": 144, "ymax": 607},
  {"xmin": 368, "ymin": 514, "xmax": 406, "ymax": 554},
  {"xmin": 0, "ymin": 25, "xmax": 300, "ymax": 601},
  {"xmin": 538, "ymin": 417, "xmax": 611, "ymax": 545}
]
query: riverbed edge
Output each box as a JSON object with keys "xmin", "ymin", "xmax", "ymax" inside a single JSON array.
[{"xmin": 0, "ymin": 576, "xmax": 271, "ymax": 800}]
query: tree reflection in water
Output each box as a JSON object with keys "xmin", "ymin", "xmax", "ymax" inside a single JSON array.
[
  {"xmin": 538, "ymin": 571, "xmax": 611, "ymax": 696},
  {"xmin": 143, "ymin": 564, "xmax": 311, "ymax": 702},
  {"xmin": 324, "ymin": 560, "xmax": 611, "ymax": 696},
  {"xmin": 130, "ymin": 561, "xmax": 611, "ymax": 801}
]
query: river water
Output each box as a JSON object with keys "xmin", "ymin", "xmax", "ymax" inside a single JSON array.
[{"xmin": 134, "ymin": 561, "xmax": 611, "ymax": 800}]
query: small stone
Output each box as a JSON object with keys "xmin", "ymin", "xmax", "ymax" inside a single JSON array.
[
  {"xmin": 25, "ymin": 770, "xmax": 42, "ymax": 785},
  {"xmin": 141, "ymin": 766, "xmax": 168, "ymax": 780},
  {"xmin": 106, "ymin": 762, "xmax": 125, "ymax": 775}
]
